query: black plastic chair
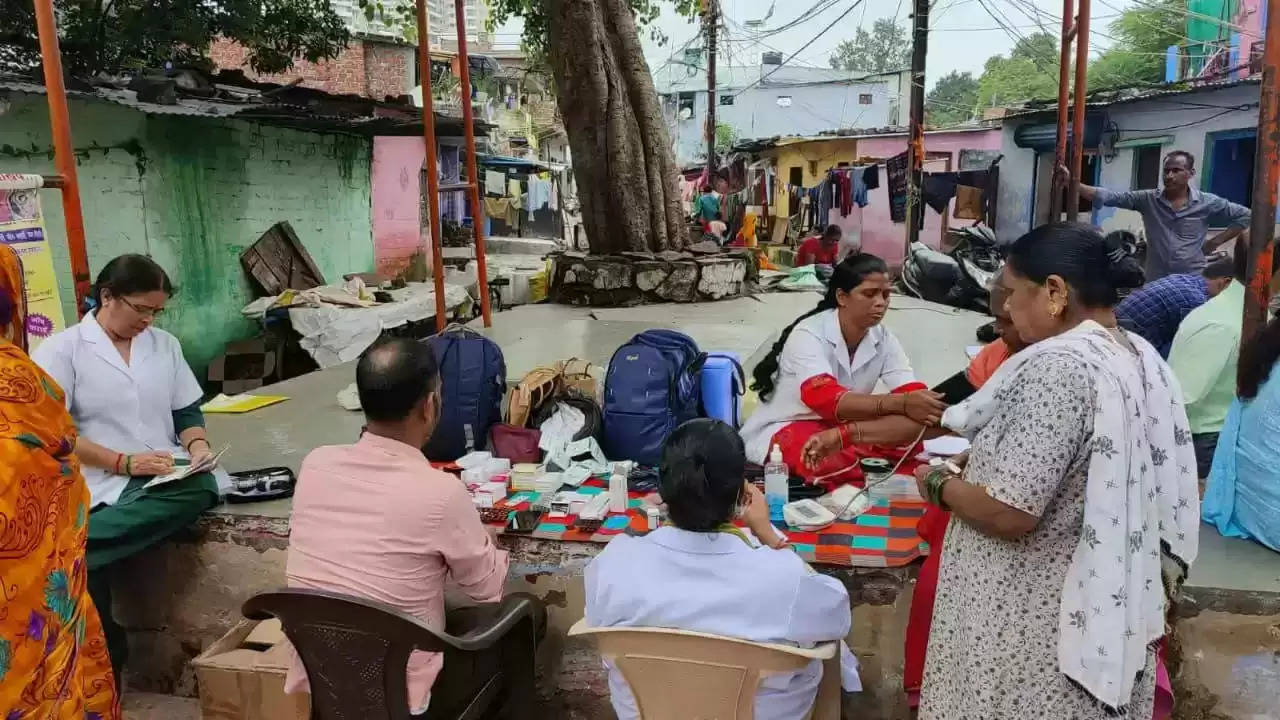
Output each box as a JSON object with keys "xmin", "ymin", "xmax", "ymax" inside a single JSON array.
[{"xmin": 242, "ymin": 589, "xmax": 544, "ymax": 720}]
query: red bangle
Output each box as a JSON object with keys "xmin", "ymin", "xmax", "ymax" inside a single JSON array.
[
  {"xmin": 113, "ymin": 453, "xmax": 123, "ymax": 474},
  {"xmin": 838, "ymin": 424, "xmax": 853, "ymax": 449}
]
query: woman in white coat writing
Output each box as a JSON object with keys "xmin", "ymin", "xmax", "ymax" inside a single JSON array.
[{"xmin": 34, "ymin": 254, "xmax": 221, "ymax": 674}]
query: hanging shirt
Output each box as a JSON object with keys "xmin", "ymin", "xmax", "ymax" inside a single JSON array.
[
  {"xmin": 586, "ymin": 525, "xmax": 858, "ymax": 720},
  {"xmin": 739, "ymin": 310, "xmax": 916, "ymax": 464},
  {"xmin": 33, "ymin": 312, "xmax": 207, "ymax": 506}
]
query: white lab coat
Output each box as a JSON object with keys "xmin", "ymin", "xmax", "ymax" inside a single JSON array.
[
  {"xmin": 32, "ymin": 311, "xmax": 205, "ymax": 507},
  {"xmin": 585, "ymin": 526, "xmax": 859, "ymax": 720},
  {"xmin": 739, "ymin": 309, "xmax": 917, "ymax": 464}
]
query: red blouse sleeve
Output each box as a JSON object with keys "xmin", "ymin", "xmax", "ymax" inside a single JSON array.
[{"xmin": 801, "ymin": 376, "xmax": 928, "ymax": 420}]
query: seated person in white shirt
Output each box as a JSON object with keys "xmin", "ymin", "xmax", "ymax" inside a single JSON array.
[{"xmin": 585, "ymin": 419, "xmax": 859, "ymax": 720}]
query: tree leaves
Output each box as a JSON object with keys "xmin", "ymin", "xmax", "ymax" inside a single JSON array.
[
  {"xmin": 926, "ymin": 70, "xmax": 978, "ymax": 127},
  {"xmin": 828, "ymin": 18, "xmax": 911, "ymax": 74},
  {"xmin": 0, "ymin": 0, "xmax": 350, "ymax": 76}
]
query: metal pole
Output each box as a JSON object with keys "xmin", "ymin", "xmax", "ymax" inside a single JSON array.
[
  {"xmin": 415, "ymin": 0, "xmax": 447, "ymax": 332},
  {"xmin": 905, "ymin": 0, "xmax": 929, "ymax": 251},
  {"xmin": 455, "ymin": 0, "xmax": 492, "ymax": 327},
  {"xmin": 33, "ymin": 0, "xmax": 92, "ymax": 315},
  {"xmin": 1050, "ymin": 0, "xmax": 1075, "ymax": 223},
  {"xmin": 705, "ymin": 0, "xmax": 718, "ymax": 177},
  {"xmin": 1241, "ymin": 3, "xmax": 1279, "ymax": 347},
  {"xmin": 1066, "ymin": 0, "xmax": 1091, "ymax": 222}
]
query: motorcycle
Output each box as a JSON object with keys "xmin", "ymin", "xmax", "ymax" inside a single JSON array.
[{"xmin": 898, "ymin": 224, "xmax": 1006, "ymax": 315}]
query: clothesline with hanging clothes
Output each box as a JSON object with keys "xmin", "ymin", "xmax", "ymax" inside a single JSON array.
[
  {"xmin": 918, "ymin": 158, "xmax": 1001, "ymax": 227},
  {"xmin": 797, "ymin": 164, "xmax": 881, "ymax": 232}
]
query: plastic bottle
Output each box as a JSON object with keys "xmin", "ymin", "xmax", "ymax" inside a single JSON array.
[
  {"xmin": 763, "ymin": 444, "xmax": 789, "ymax": 523},
  {"xmin": 609, "ymin": 473, "xmax": 628, "ymax": 513}
]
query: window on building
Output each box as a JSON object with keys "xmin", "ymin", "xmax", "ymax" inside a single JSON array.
[
  {"xmin": 858, "ymin": 93, "xmax": 873, "ymax": 105},
  {"xmin": 719, "ymin": 94, "xmax": 735, "ymax": 106},
  {"xmin": 678, "ymin": 92, "xmax": 696, "ymax": 119},
  {"xmin": 789, "ymin": 166, "xmax": 803, "ymax": 187},
  {"xmin": 1133, "ymin": 145, "xmax": 1163, "ymax": 190}
]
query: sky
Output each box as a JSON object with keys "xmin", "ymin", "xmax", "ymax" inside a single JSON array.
[{"xmin": 491, "ymin": 0, "xmax": 1141, "ymax": 91}]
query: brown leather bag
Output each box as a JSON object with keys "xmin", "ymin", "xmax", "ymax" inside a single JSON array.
[
  {"xmin": 505, "ymin": 365, "xmax": 562, "ymax": 428},
  {"xmin": 556, "ymin": 358, "xmax": 600, "ymax": 401}
]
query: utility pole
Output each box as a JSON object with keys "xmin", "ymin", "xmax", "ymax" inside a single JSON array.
[
  {"xmin": 705, "ymin": 0, "xmax": 718, "ymax": 177},
  {"xmin": 905, "ymin": 0, "xmax": 929, "ymax": 251},
  {"xmin": 1049, "ymin": 0, "xmax": 1074, "ymax": 222},
  {"xmin": 1240, "ymin": 3, "xmax": 1279, "ymax": 347}
]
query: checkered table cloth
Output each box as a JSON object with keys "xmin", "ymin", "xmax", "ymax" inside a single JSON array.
[{"xmin": 487, "ymin": 477, "xmax": 929, "ymax": 568}]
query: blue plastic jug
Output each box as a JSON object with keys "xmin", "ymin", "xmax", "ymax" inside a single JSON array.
[{"xmin": 701, "ymin": 352, "xmax": 746, "ymax": 427}]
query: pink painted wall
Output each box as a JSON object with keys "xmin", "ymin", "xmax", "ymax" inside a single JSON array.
[
  {"xmin": 852, "ymin": 128, "xmax": 1003, "ymax": 266},
  {"xmin": 371, "ymin": 136, "xmax": 425, "ymax": 278}
]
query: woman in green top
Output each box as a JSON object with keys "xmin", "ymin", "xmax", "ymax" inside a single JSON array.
[{"xmin": 693, "ymin": 184, "xmax": 720, "ymax": 222}]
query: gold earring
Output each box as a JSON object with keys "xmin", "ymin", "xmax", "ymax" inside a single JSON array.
[{"xmin": 1049, "ymin": 302, "xmax": 1062, "ymax": 317}]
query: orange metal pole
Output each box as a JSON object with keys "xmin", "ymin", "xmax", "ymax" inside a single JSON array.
[
  {"xmin": 1240, "ymin": 3, "xmax": 1279, "ymax": 348},
  {"xmin": 454, "ymin": 0, "xmax": 492, "ymax": 327},
  {"xmin": 33, "ymin": 0, "xmax": 92, "ymax": 315},
  {"xmin": 416, "ymin": 0, "xmax": 448, "ymax": 332},
  {"xmin": 1066, "ymin": 0, "xmax": 1090, "ymax": 222},
  {"xmin": 1049, "ymin": 0, "xmax": 1074, "ymax": 223}
]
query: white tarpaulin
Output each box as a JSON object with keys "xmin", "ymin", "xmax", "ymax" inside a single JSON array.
[{"xmin": 288, "ymin": 282, "xmax": 472, "ymax": 368}]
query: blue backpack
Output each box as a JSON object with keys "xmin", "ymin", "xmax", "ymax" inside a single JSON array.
[
  {"xmin": 603, "ymin": 330, "xmax": 707, "ymax": 466},
  {"xmin": 422, "ymin": 326, "xmax": 506, "ymax": 461}
]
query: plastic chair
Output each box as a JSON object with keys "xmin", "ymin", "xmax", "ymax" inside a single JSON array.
[
  {"xmin": 242, "ymin": 589, "xmax": 544, "ymax": 720},
  {"xmin": 568, "ymin": 619, "xmax": 841, "ymax": 720}
]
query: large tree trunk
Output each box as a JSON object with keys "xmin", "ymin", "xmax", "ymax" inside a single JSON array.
[{"xmin": 547, "ymin": 0, "xmax": 687, "ymax": 254}]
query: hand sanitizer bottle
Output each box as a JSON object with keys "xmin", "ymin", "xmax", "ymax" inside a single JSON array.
[{"xmin": 763, "ymin": 444, "xmax": 789, "ymax": 523}]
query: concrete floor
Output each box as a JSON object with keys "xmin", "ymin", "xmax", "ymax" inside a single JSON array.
[{"xmin": 122, "ymin": 692, "xmax": 200, "ymax": 719}]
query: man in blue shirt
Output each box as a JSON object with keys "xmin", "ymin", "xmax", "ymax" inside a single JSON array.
[
  {"xmin": 1115, "ymin": 255, "xmax": 1235, "ymax": 357},
  {"xmin": 1060, "ymin": 151, "xmax": 1250, "ymax": 280}
]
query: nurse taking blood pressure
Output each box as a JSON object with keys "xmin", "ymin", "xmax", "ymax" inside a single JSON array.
[{"xmin": 34, "ymin": 254, "xmax": 221, "ymax": 674}]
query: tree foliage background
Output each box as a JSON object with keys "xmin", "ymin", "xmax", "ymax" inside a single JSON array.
[
  {"xmin": 828, "ymin": 18, "xmax": 912, "ymax": 74},
  {"xmin": 0, "ymin": 0, "xmax": 349, "ymax": 75},
  {"xmin": 926, "ymin": 71, "xmax": 979, "ymax": 127}
]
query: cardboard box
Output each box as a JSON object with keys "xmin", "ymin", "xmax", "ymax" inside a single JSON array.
[{"xmin": 192, "ymin": 618, "xmax": 310, "ymax": 720}]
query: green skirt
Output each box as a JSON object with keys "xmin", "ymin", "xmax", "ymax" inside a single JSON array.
[{"xmin": 86, "ymin": 471, "xmax": 220, "ymax": 571}]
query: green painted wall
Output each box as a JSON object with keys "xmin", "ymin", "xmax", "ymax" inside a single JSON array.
[{"xmin": 0, "ymin": 93, "xmax": 373, "ymax": 377}]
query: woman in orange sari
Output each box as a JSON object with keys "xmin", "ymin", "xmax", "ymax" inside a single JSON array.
[{"xmin": 0, "ymin": 243, "xmax": 120, "ymax": 718}]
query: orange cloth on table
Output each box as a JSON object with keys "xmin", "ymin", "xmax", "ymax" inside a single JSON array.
[
  {"xmin": 964, "ymin": 338, "xmax": 1011, "ymax": 390},
  {"xmin": 768, "ymin": 373, "xmax": 928, "ymax": 486},
  {"xmin": 0, "ymin": 244, "xmax": 121, "ymax": 720}
]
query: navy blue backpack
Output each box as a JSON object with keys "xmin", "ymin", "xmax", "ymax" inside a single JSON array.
[
  {"xmin": 603, "ymin": 329, "xmax": 707, "ymax": 466},
  {"xmin": 422, "ymin": 326, "xmax": 506, "ymax": 461}
]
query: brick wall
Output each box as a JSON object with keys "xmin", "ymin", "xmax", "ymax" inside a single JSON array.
[
  {"xmin": 1, "ymin": 93, "xmax": 374, "ymax": 375},
  {"xmin": 208, "ymin": 37, "xmax": 413, "ymax": 101}
]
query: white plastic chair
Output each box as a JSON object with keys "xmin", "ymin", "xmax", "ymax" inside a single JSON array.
[{"xmin": 568, "ymin": 619, "xmax": 841, "ymax": 720}]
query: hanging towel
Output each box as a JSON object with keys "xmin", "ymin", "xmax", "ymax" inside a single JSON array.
[
  {"xmin": 953, "ymin": 185, "xmax": 984, "ymax": 220},
  {"xmin": 485, "ymin": 170, "xmax": 506, "ymax": 197}
]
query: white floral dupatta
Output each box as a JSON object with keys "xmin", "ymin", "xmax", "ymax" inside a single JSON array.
[{"xmin": 942, "ymin": 320, "xmax": 1199, "ymax": 710}]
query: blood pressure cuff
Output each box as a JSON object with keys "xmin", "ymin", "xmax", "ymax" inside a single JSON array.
[{"xmin": 172, "ymin": 400, "xmax": 206, "ymax": 434}]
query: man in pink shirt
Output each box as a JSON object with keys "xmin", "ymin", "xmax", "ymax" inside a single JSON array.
[{"xmin": 285, "ymin": 337, "xmax": 509, "ymax": 714}]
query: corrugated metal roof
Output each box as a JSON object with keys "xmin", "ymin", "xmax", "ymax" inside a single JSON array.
[
  {"xmin": 0, "ymin": 74, "xmax": 491, "ymax": 136},
  {"xmin": 654, "ymin": 65, "xmax": 901, "ymax": 94},
  {"xmin": 1002, "ymin": 76, "xmax": 1261, "ymax": 119}
]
